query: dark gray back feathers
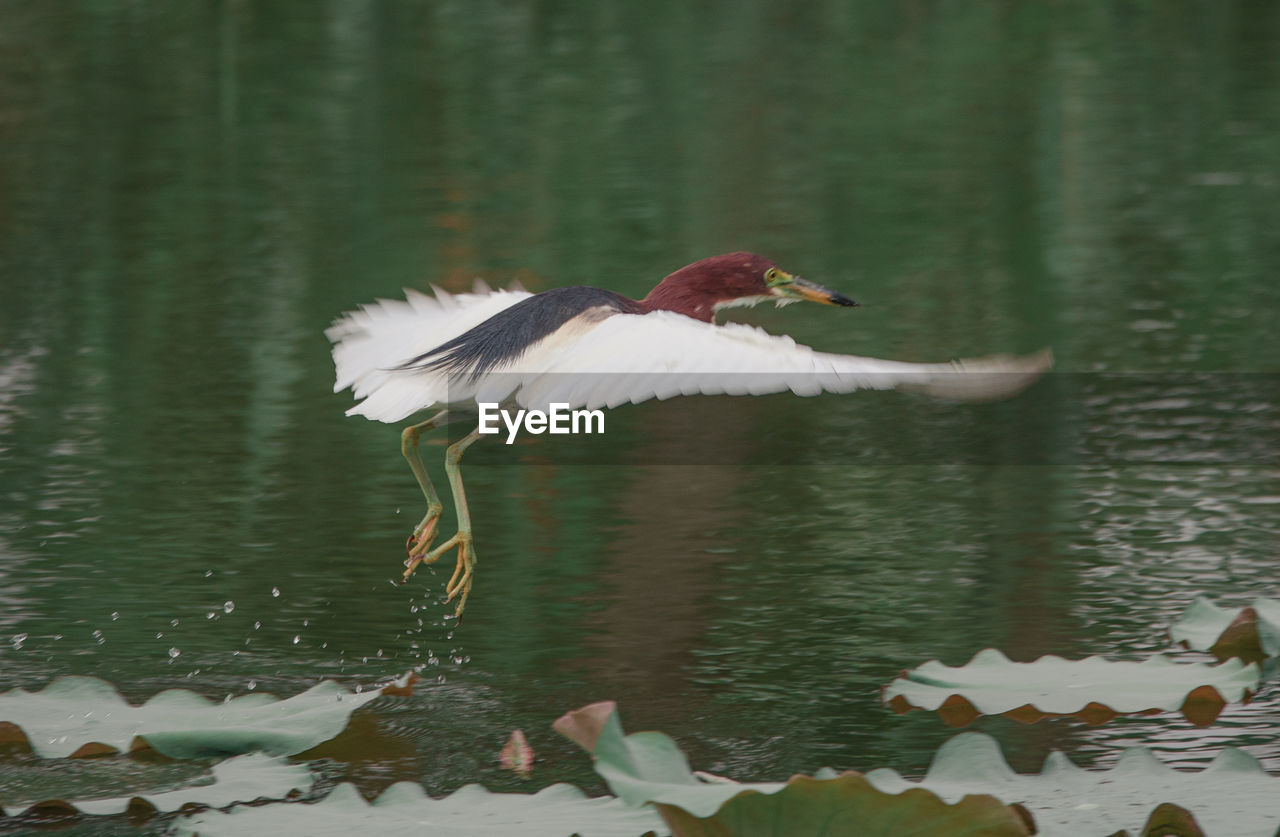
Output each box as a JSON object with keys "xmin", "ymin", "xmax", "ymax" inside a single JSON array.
[{"xmin": 399, "ymin": 286, "xmax": 644, "ymax": 381}]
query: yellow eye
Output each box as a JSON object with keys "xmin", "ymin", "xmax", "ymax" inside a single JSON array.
[{"xmin": 764, "ymin": 268, "xmax": 778, "ymax": 283}]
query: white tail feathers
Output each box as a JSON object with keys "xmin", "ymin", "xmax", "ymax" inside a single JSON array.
[{"xmin": 327, "ymin": 283, "xmax": 533, "ymax": 422}]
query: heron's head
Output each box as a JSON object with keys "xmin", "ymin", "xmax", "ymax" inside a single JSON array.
[{"xmin": 644, "ymin": 253, "xmax": 857, "ymax": 322}]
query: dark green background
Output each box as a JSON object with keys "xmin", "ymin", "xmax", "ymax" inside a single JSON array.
[{"xmin": 1, "ymin": 0, "xmax": 1277, "ymax": 825}]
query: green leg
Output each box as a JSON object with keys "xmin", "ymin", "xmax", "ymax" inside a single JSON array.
[
  {"xmin": 402, "ymin": 410, "xmax": 449, "ymax": 569},
  {"xmin": 406, "ymin": 425, "xmax": 484, "ymax": 620}
]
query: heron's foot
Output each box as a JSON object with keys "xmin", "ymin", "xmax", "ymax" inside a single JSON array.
[
  {"xmin": 409, "ymin": 508, "xmax": 442, "ymax": 552},
  {"xmin": 444, "ymin": 532, "xmax": 475, "ymax": 619},
  {"xmin": 401, "ymin": 530, "xmax": 476, "ymax": 620},
  {"xmin": 403, "ymin": 509, "xmax": 442, "ymax": 575}
]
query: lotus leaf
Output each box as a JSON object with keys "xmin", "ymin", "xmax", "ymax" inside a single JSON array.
[
  {"xmin": 865, "ymin": 732, "xmax": 1280, "ymax": 837},
  {"xmin": 557, "ymin": 702, "xmax": 1033, "ymax": 836},
  {"xmin": 1170, "ymin": 596, "xmax": 1280, "ymax": 663},
  {"xmin": 171, "ymin": 780, "xmax": 665, "ymax": 837},
  {"xmin": 882, "ymin": 648, "xmax": 1257, "ymax": 726},
  {"xmin": 0, "ymin": 673, "xmax": 414, "ymax": 759},
  {"xmin": 0, "ymin": 752, "xmax": 310, "ymax": 817}
]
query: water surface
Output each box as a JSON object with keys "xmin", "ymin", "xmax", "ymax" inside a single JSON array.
[{"xmin": 1, "ymin": 1, "xmax": 1278, "ymax": 827}]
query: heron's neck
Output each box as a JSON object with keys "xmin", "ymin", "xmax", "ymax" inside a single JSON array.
[{"xmin": 639, "ymin": 277, "xmax": 718, "ymax": 322}]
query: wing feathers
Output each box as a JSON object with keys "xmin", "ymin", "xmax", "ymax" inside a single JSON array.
[
  {"xmin": 330, "ymin": 290, "xmax": 1051, "ymax": 423},
  {"xmin": 327, "ymin": 284, "xmax": 533, "ymax": 420}
]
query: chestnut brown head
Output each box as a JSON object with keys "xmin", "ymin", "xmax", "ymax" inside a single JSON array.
[{"xmin": 641, "ymin": 252, "xmax": 857, "ymax": 322}]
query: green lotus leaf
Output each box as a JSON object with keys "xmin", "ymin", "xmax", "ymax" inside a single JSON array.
[
  {"xmin": 882, "ymin": 648, "xmax": 1258, "ymax": 727},
  {"xmin": 557, "ymin": 702, "xmax": 1033, "ymax": 836},
  {"xmin": 171, "ymin": 781, "xmax": 665, "ymax": 837},
  {"xmin": 1169, "ymin": 596, "xmax": 1280, "ymax": 663},
  {"xmin": 0, "ymin": 673, "xmax": 415, "ymax": 759},
  {"xmin": 0, "ymin": 752, "xmax": 310, "ymax": 817},
  {"xmin": 865, "ymin": 732, "xmax": 1280, "ymax": 837}
]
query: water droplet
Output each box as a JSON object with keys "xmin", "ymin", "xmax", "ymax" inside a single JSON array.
[
  {"xmin": 204, "ymin": 570, "xmax": 214, "ymax": 578},
  {"xmin": 91, "ymin": 630, "xmax": 105, "ymax": 645},
  {"xmin": 271, "ymin": 587, "xmax": 280, "ymax": 598},
  {"xmin": 223, "ymin": 601, "xmax": 235, "ymax": 614},
  {"xmin": 168, "ymin": 647, "xmax": 180, "ymax": 659},
  {"xmin": 11, "ymin": 632, "xmax": 27, "ymax": 648},
  {"xmin": 253, "ymin": 621, "xmax": 261, "ymax": 630},
  {"xmin": 110, "ymin": 611, "xmax": 120, "ymax": 621},
  {"xmin": 247, "ymin": 679, "xmax": 257, "ymax": 691},
  {"xmin": 376, "ymin": 649, "xmax": 383, "ymax": 657},
  {"xmin": 206, "ymin": 611, "xmax": 216, "ymax": 620},
  {"xmin": 156, "ymin": 632, "xmax": 164, "ymax": 639},
  {"xmin": 292, "ymin": 635, "xmax": 300, "ymax": 645},
  {"xmin": 170, "ymin": 619, "xmax": 180, "ymax": 627}
]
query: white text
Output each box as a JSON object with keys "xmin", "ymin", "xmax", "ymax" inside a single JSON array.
[{"xmin": 477, "ymin": 402, "xmax": 605, "ymax": 444}]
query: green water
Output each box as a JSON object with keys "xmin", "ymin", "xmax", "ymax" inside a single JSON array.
[{"xmin": 2, "ymin": 0, "xmax": 1279, "ymax": 828}]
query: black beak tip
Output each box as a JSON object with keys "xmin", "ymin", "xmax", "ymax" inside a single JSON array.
[{"xmin": 833, "ymin": 294, "xmax": 859, "ymax": 307}]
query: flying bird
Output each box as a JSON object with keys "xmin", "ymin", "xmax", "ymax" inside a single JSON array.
[{"xmin": 328, "ymin": 252, "xmax": 1051, "ymax": 619}]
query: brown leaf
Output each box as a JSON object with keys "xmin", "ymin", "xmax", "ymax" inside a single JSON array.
[
  {"xmin": 379, "ymin": 671, "xmax": 420, "ymax": 698},
  {"xmin": 127, "ymin": 735, "xmax": 153, "ymax": 754},
  {"xmin": 1140, "ymin": 801, "xmax": 1205, "ymax": 836},
  {"xmin": 1178, "ymin": 685, "xmax": 1228, "ymax": 728},
  {"xmin": 1077, "ymin": 701, "xmax": 1121, "ymax": 726},
  {"xmin": 69, "ymin": 741, "xmax": 121, "ymax": 758},
  {"xmin": 22, "ymin": 798, "xmax": 80, "ymax": 820},
  {"xmin": 1209, "ymin": 607, "xmax": 1266, "ymax": 664},
  {"xmin": 124, "ymin": 797, "xmax": 159, "ymax": 825},
  {"xmin": 0, "ymin": 720, "xmax": 30, "ymax": 745},
  {"xmin": 885, "ymin": 694, "xmax": 915, "ymax": 715},
  {"xmin": 936, "ymin": 694, "xmax": 982, "ymax": 728}
]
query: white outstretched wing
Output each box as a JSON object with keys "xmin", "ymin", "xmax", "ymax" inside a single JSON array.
[
  {"xmin": 332, "ymin": 290, "xmax": 1052, "ymax": 423},
  {"xmin": 501, "ymin": 311, "xmax": 1052, "ymax": 411}
]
